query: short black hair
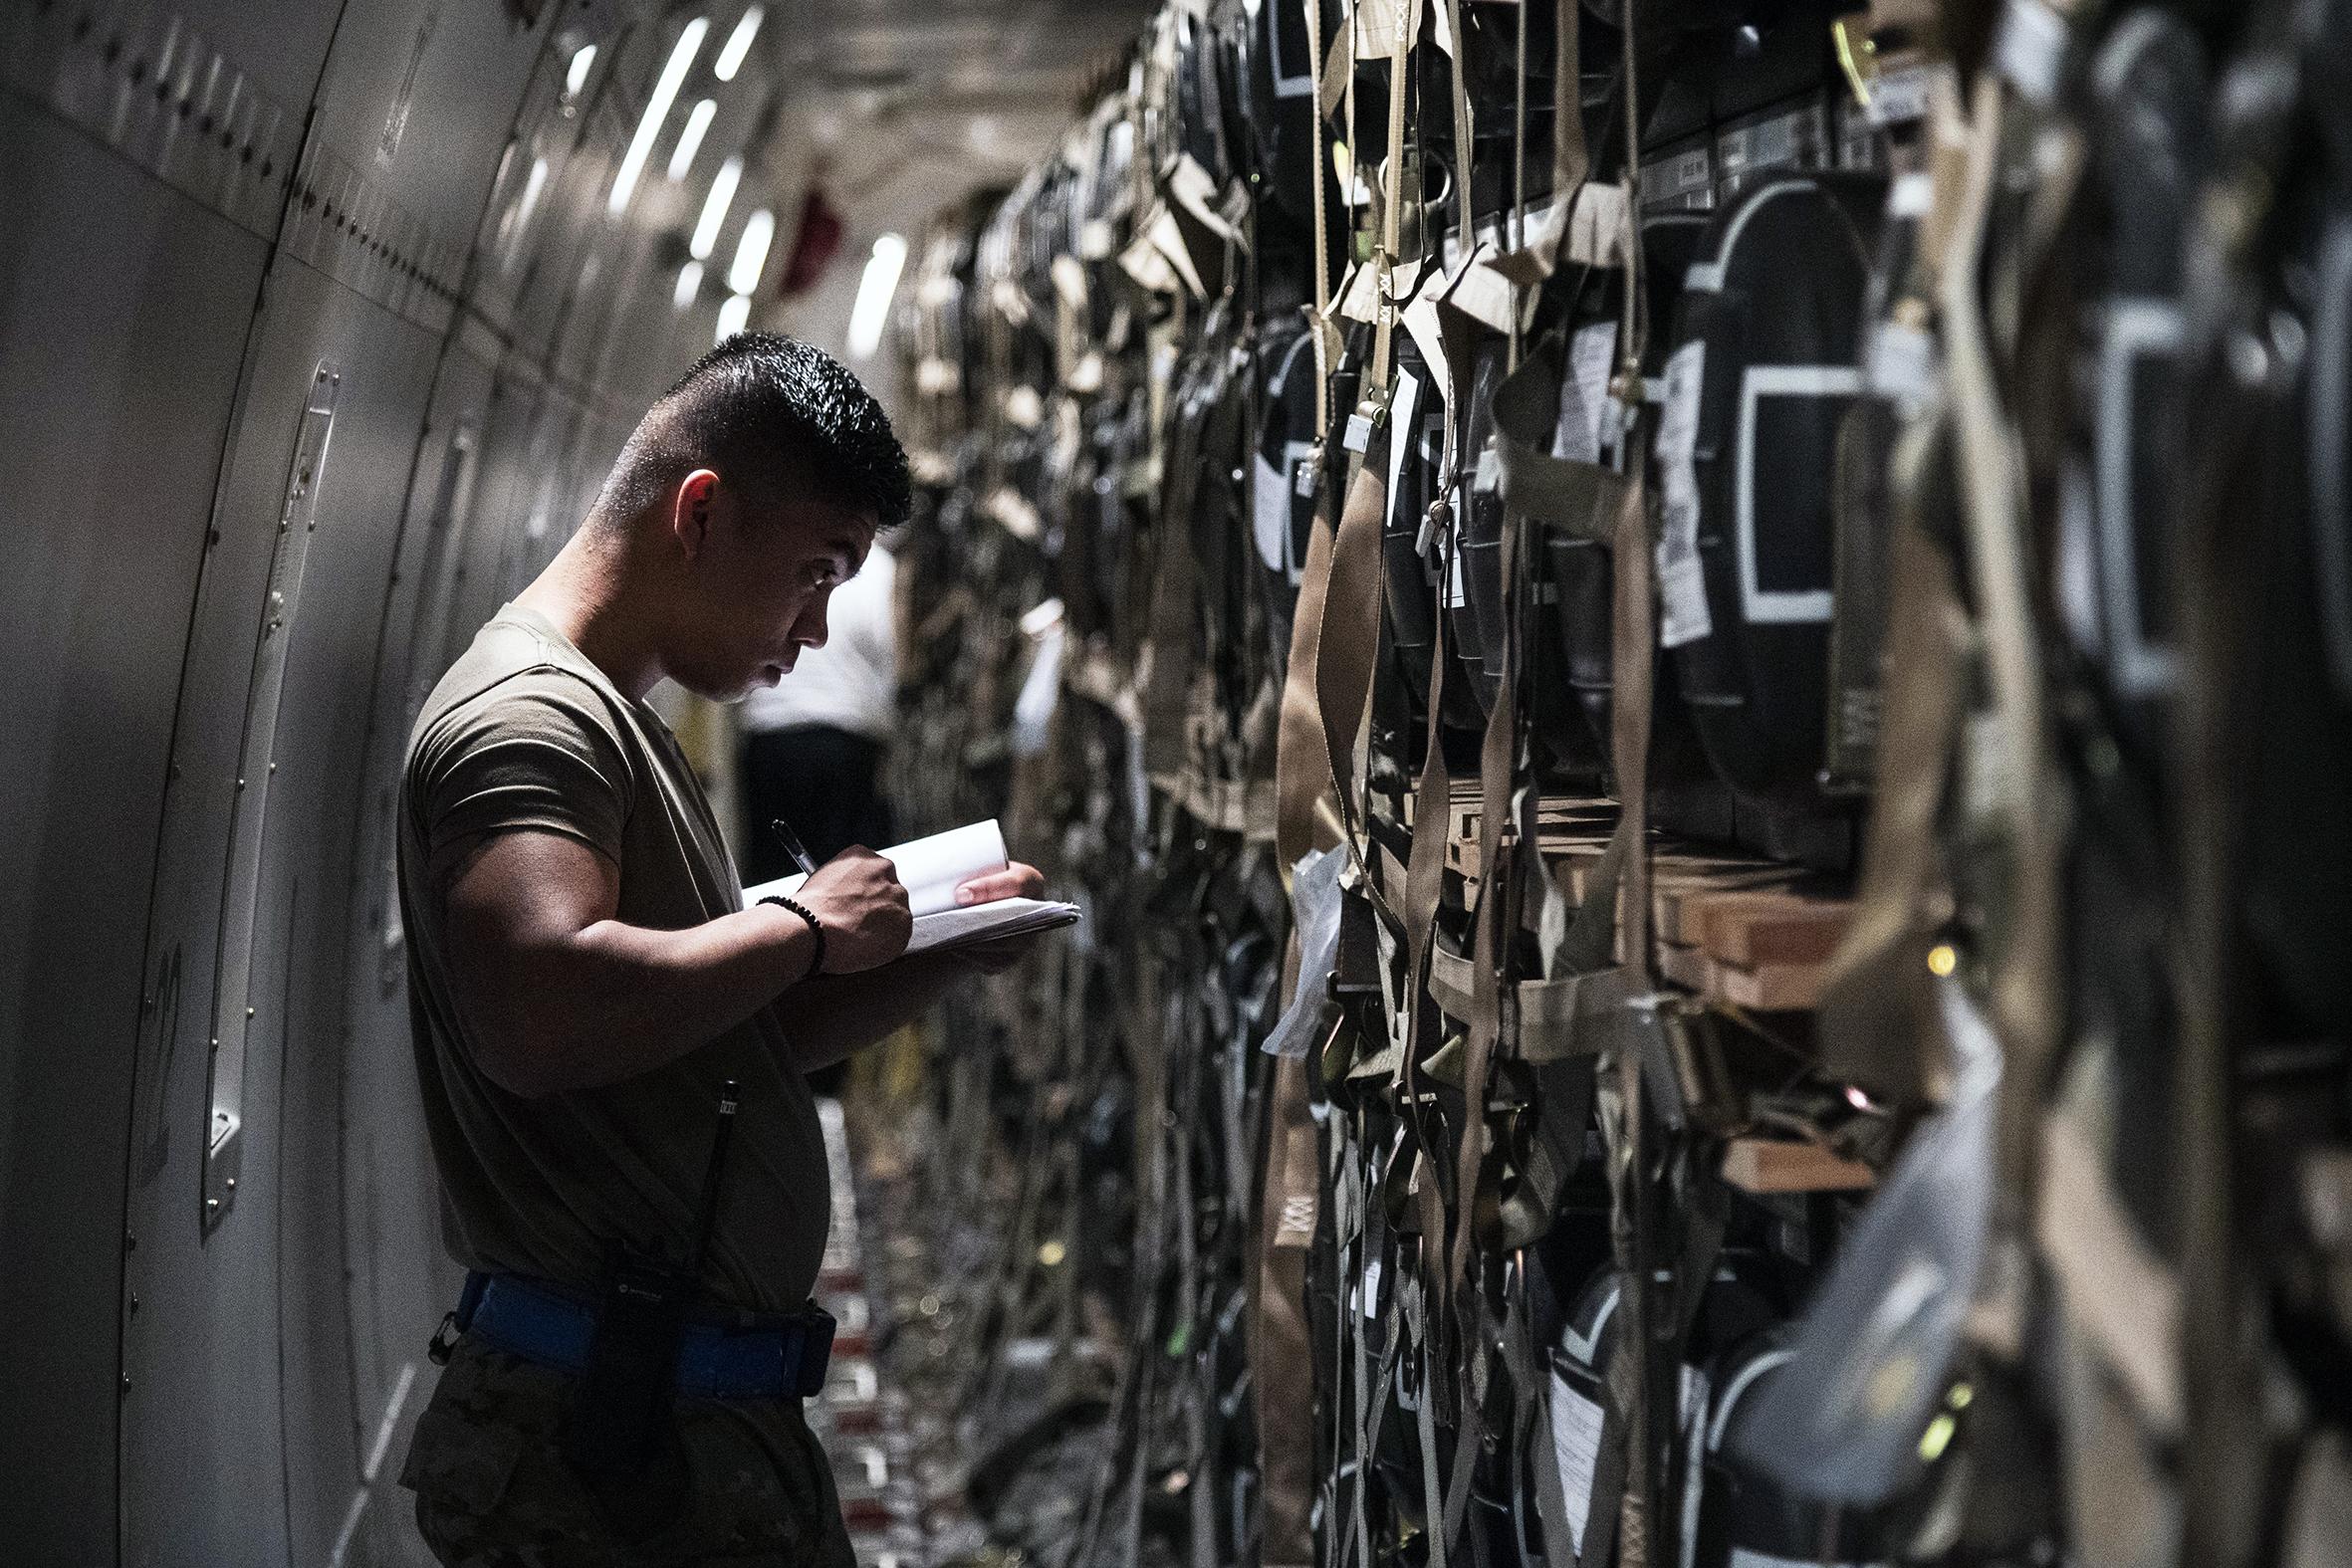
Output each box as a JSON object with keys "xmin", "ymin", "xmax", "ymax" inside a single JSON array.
[{"xmin": 594, "ymin": 332, "xmax": 910, "ymax": 532}]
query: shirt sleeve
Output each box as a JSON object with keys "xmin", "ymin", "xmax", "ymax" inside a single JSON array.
[{"xmin": 413, "ymin": 669, "xmax": 634, "ymax": 871}]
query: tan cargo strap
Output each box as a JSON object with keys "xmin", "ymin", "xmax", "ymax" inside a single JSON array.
[
  {"xmin": 1938, "ymin": 75, "xmax": 2066, "ymax": 1358},
  {"xmin": 1275, "ymin": 482, "xmax": 1343, "ymax": 866},
  {"xmin": 1490, "ymin": 0, "xmax": 1589, "ymax": 286},
  {"xmin": 1440, "ymin": 0, "xmax": 1476, "ymax": 252},
  {"xmin": 1817, "ymin": 514, "xmax": 1966, "ymax": 1099},
  {"xmin": 1446, "ymin": 374, "xmax": 1529, "ymax": 1393},
  {"xmin": 1600, "ymin": 11, "xmax": 1661, "ymax": 1563},
  {"xmin": 1311, "ymin": 453, "xmax": 1397, "ymax": 897},
  {"xmin": 1140, "ymin": 347, "xmax": 1244, "ymax": 785},
  {"xmin": 1430, "ymin": 945, "xmax": 1640, "ymax": 1057},
  {"xmin": 1397, "ymin": 0, "xmax": 1490, "ymax": 1088},
  {"xmin": 1305, "ymin": 0, "xmax": 1333, "ymax": 432},
  {"xmin": 1294, "ymin": 0, "xmax": 1423, "ymax": 925},
  {"xmin": 1449, "ymin": 1, "xmax": 1609, "ymax": 1278},
  {"xmin": 1816, "ymin": 72, "xmax": 1971, "ymax": 1103},
  {"xmin": 1368, "ymin": 0, "xmax": 1414, "ymax": 392},
  {"xmin": 1493, "ymin": 328, "xmax": 1629, "ymax": 542},
  {"xmin": 1508, "ymin": 0, "xmax": 1529, "ymax": 369}
]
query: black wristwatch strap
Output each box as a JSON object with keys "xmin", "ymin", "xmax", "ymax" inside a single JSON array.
[{"xmin": 759, "ymin": 895, "xmax": 825, "ymax": 982}]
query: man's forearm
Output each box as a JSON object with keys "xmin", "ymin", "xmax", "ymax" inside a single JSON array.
[
  {"xmin": 485, "ymin": 903, "xmax": 818, "ymax": 1094},
  {"xmin": 780, "ymin": 950, "xmax": 972, "ymax": 1071}
]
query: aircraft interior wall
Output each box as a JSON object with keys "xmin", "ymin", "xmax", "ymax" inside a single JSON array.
[
  {"xmin": 0, "ymin": 4, "xmax": 779, "ymax": 1560},
  {"xmin": 9, "ymin": 0, "xmax": 2352, "ymax": 1566}
]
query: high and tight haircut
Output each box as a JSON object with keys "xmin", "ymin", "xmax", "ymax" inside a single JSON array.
[{"xmin": 594, "ymin": 332, "xmax": 911, "ymax": 533}]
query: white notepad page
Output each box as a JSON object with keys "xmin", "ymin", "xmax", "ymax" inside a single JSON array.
[{"xmin": 742, "ymin": 818, "xmax": 1078, "ymax": 956}]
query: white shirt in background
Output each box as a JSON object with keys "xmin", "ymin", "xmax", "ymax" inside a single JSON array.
[{"xmin": 738, "ymin": 540, "xmax": 897, "ymax": 740}]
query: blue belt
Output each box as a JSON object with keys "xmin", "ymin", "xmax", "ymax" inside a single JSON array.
[{"xmin": 449, "ymin": 1272, "xmax": 834, "ymax": 1401}]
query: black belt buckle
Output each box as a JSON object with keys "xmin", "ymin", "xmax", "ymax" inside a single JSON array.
[{"xmin": 794, "ymin": 1301, "xmax": 836, "ymax": 1399}]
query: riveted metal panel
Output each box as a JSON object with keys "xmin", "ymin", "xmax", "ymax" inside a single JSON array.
[
  {"xmin": 281, "ymin": 0, "xmax": 550, "ymax": 341},
  {"xmin": 118, "ymin": 247, "xmax": 440, "ymax": 1568},
  {"xmin": 123, "ymin": 0, "xmax": 339, "ymax": 115},
  {"xmin": 0, "ymin": 2, "xmax": 307, "ymax": 243},
  {"xmin": 430, "ymin": 358, "xmax": 550, "ymax": 674},
  {"xmin": 0, "ymin": 93, "xmax": 269, "ymax": 1566},
  {"xmin": 265, "ymin": 317, "xmax": 448, "ymax": 1568},
  {"xmin": 303, "ymin": 0, "xmax": 547, "ymax": 272},
  {"xmin": 333, "ymin": 334, "xmax": 498, "ymax": 1568}
]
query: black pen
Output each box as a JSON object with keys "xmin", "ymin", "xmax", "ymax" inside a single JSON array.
[{"xmin": 770, "ymin": 816, "xmax": 820, "ymax": 877}]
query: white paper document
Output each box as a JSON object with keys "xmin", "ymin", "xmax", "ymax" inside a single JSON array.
[
  {"xmin": 1547, "ymin": 1370, "xmax": 1605, "ymax": 1554},
  {"xmin": 743, "ymin": 818, "xmax": 1079, "ymax": 957}
]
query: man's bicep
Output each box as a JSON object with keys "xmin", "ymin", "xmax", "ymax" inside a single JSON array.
[{"xmin": 440, "ymin": 830, "xmax": 620, "ymax": 1014}]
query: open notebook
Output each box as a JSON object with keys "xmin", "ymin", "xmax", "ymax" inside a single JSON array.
[{"xmin": 742, "ymin": 819, "xmax": 1079, "ymax": 957}]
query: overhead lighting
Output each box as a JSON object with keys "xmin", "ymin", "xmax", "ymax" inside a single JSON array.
[
  {"xmin": 714, "ymin": 6, "xmax": 764, "ymax": 82},
  {"xmin": 565, "ymin": 44, "xmax": 598, "ymax": 98},
  {"xmin": 608, "ymin": 16, "xmax": 709, "ymax": 216},
  {"xmin": 846, "ymin": 232, "xmax": 909, "ymax": 359},
  {"xmin": 691, "ymin": 155, "xmax": 742, "ymax": 259},
  {"xmin": 728, "ymin": 207, "xmax": 775, "ymax": 296},
  {"xmin": 500, "ymin": 155, "xmax": 550, "ymax": 267},
  {"xmin": 716, "ymin": 292, "xmax": 753, "ymax": 342},
  {"xmin": 669, "ymin": 99, "xmax": 716, "ymax": 180},
  {"xmin": 674, "ymin": 260, "xmax": 704, "ymax": 310}
]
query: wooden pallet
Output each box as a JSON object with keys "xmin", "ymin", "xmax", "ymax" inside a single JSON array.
[
  {"xmin": 1720, "ymin": 1136, "xmax": 1876, "ymax": 1194},
  {"xmin": 1434, "ymin": 784, "xmax": 1854, "ymax": 1013}
]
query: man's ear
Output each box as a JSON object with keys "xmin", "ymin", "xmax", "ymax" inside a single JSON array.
[{"xmin": 670, "ymin": 469, "xmax": 722, "ymax": 560}]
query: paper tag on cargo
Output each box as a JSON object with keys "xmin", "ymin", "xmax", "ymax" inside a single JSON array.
[
  {"xmin": 1473, "ymin": 440, "xmax": 1502, "ymax": 494},
  {"xmin": 1548, "ymin": 1373, "xmax": 1605, "ymax": 1554},
  {"xmin": 1655, "ymin": 339, "xmax": 1713, "ymax": 648},
  {"xmin": 1553, "ymin": 321, "xmax": 1619, "ymax": 465},
  {"xmin": 1255, "ymin": 453, "xmax": 1293, "ymax": 575},
  {"xmin": 1384, "ymin": 371, "xmax": 1423, "ymax": 525}
]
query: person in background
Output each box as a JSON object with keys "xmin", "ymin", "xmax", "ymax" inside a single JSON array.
[{"xmin": 736, "ymin": 534, "xmax": 900, "ymax": 887}]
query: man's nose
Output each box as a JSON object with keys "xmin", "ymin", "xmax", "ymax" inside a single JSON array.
[{"xmin": 793, "ymin": 598, "xmax": 830, "ymax": 650}]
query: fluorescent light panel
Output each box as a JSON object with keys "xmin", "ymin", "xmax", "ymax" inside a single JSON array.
[
  {"xmin": 714, "ymin": 7, "xmax": 764, "ymax": 82},
  {"xmin": 846, "ymin": 232, "xmax": 908, "ymax": 358},
  {"xmin": 674, "ymin": 260, "xmax": 704, "ymax": 310},
  {"xmin": 565, "ymin": 44, "xmax": 597, "ymax": 97},
  {"xmin": 728, "ymin": 207, "xmax": 775, "ymax": 296},
  {"xmin": 691, "ymin": 155, "xmax": 742, "ymax": 259},
  {"xmin": 669, "ymin": 99, "xmax": 717, "ymax": 180},
  {"xmin": 716, "ymin": 293, "xmax": 752, "ymax": 341},
  {"xmin": 608, "ymin": 16, "xmax": 708, "ymax": 216}
]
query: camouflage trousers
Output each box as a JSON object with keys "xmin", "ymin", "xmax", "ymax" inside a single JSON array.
[{"xmin": 398, "ymin": 1335, "xmax": 857, "ymax": 1568}]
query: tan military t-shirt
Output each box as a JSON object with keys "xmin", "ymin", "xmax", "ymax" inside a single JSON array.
[{"xmin": 398, "ymin": 603, "xmax": 828, "ymax": 1316}]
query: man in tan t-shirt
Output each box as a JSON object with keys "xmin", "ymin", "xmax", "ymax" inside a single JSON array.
[{"xmin": 394, "ymin": 333, "xmax": 1041, "ymax": 1566}]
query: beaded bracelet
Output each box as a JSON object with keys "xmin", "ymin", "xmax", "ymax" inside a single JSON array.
[{"xmin": 759, "ymin": 894, "xmax": 825, "ymax": 983}]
